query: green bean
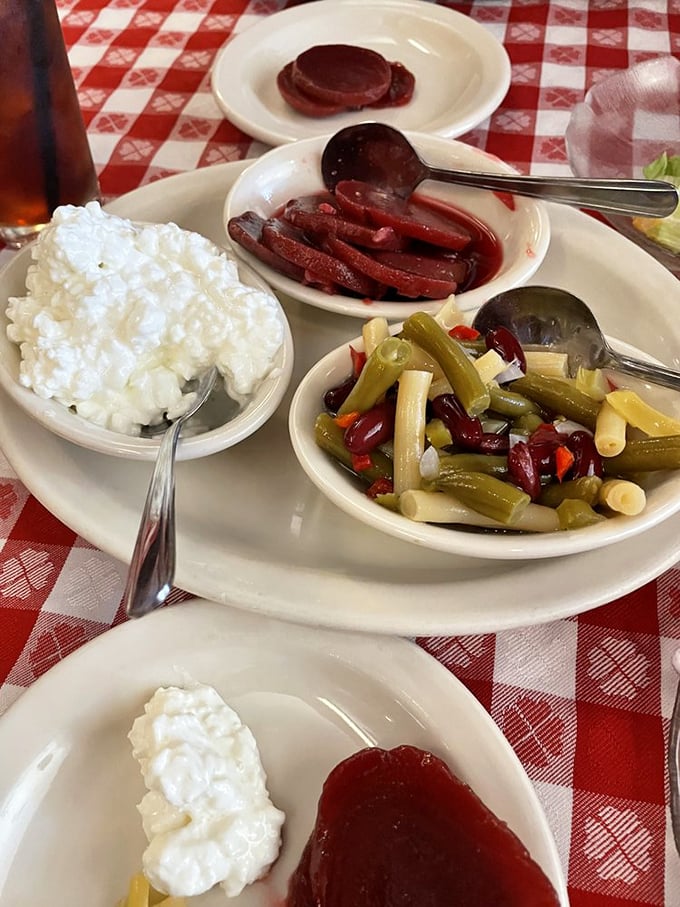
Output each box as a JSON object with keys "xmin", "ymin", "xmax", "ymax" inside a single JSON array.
[
  {"xmin": 437, "ymin": 470, "xmax": 530, "ymax": 525},
  {"xmin": 338, "ymin": 337, "xmax": 411, "ymax": 416},
  {"xmin": 402, "ymin": 312, "xmax": 490, "ymax": 416},
  {"xmin": 556, "ymin": 499, "xmax": 607, "ymax": 530},
  {"xmin": 425, "ymin": 418, "xmax": 453, "ymax": 449},
  {"xmin": 437, "ymin": 453, "xmax": 508, "ymax": 480},
  {"xmin": 510, "ymin": 374, "xmax": 600, "ymax": 430},
  {"xmin": 603, "ymin": 435, "xmax": 680, "ymax": 474},
  {"xmin": 314, "ymin": 413, "xmax": 392, "ymax": 482},
  {"xmin": 375, "ymin": 492, "xmax": 400, "ymax": 512},
  {"xmin": 511, "ymin": 412, "xmax": 544, "ymax": 435},
  {"xmin": 488, "ymin": 385, "xmax": 540, "ymax": 418},
  {"xmin": 538, "ymin": 475, "xmax": 603, "ymax": 508}
]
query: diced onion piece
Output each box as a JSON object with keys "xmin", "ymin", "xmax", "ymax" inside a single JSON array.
[
  {"xmin": 419, "ymin": 444, "xmax": 440, "ymax": 480},
  {"xmin": 473, "ymin": 348, "xmax": 507, "ymax": 385},
  {"xmin": 554, "ymin": 418, "xmax": 591, "ymax": 436},
  {"xmin": 362, "ymin": 317, "xmax": 390, "ymax": 358},
  {"xmin": 606, "ymin": 389, "xmax": 680, "ymax": 437},
  {"xmin": 433, "ymin": 294, "xmax": 464, "ymax": 330},
  {"xmin": 495, "ymin": 359, "xmax": 525, "ymax": 384},
  {"xmin": 575, "ymin": 366, "xmax": 609, "ymax": 401},
  {"xmin": 399, "ymin": 489, "xmax": 559, "ymax": 532},
  {"xmin": 598, "ymin": 478, "xmax": 646, "ymax": 515},
  {"xmin": 508, "ymin": 432, "xmax": 526, "ymax": 448},
  {"xmin": 594, "ymin": 399, "xmax": 627, "ymax": 457},
  {"xmin": 393, "ymin": 369, "xmax": 433, "ymax": 495},
  {"xmin": 524, "ymin": 349, "xmax": 569, "ymax": 378},
  {"xmin": 481, "ymin": 418, "xmax": 508, "ymax": 434}
]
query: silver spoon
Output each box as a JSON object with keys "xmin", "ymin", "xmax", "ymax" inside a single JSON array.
[
  {"xmin": 124, "ymin": 366, "xmax": 218, "ymax": 619},
  {"xmin": 471, "ymin": 285, "xmax": 680, "ymax": 392},
  {"xmin": 321, "ymin": 122, "xmax": 678, "ymax": 217},
  {"xmin": 671, "ymin": 647, "xmax": 680, "ymax": 856}
]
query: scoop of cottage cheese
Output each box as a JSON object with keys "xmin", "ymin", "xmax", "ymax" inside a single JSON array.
[
  {"xmin": 6, "ymin": 202, "xmax": 285, "ymax": 435},
  {"xmin": 128, "ymin": 683, "xmax": 285, "ymax": 899}
]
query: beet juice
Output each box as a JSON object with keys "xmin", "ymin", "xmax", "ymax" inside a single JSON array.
[{"xmin": 0, "ymin": 0, "xmax": 99, "ymax": 247}]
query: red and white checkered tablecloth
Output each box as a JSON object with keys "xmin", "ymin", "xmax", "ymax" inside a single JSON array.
[{"xmin": 1, "ymin": 1, "xmax": 680, "ymax": 905}]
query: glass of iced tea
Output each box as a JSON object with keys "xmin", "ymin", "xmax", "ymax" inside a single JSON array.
[{"xmin": 0, "ymin": 0, "xmax": 100, "ymax": 248}]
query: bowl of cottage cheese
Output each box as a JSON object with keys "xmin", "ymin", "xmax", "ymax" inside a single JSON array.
[{"xmin": 0, "ymin": 202, "xmax": 294, "ymax": 460}]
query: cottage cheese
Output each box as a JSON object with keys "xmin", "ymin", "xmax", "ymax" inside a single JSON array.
[
  {"xmin": 6, "ymin": 202, "xmax": 285, "ymax": 435},
  {"xmin": 128, "ymin": 683, "xmax": 285, "ymax": 899}
]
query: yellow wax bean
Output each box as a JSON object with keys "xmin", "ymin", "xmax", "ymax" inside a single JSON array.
[{"xmin": 605, "ymin": 389, "xmax": 680, "ymax": 437}]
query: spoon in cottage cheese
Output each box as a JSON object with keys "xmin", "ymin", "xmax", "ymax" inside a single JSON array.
[
  {"xmin": 670, "ymin": 647, "xmax": 680, "ymax": 856},
  {"xmin": 124, "ymin": 367, "xmax": 218, "ymax": 619}
]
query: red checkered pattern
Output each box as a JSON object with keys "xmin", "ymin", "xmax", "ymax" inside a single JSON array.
[{"xmin": 1, "ymin": 2, "xmax": 680, "ymax": 905}]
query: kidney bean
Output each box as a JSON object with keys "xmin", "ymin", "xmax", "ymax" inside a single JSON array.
[
  {"xmin": 484, "ymin": 326, "xmax": 527, "ymax": 372},
  {"xmin": 508, "ymin": 440, "xmax": 541, "ymax": 500},
  {"xmin": 432, "ymin": 394, "xmax": 483, "ymax": 449},
  {"xmin": 324, "ymin": 375, "xmax": 357, "ymax": 413},
  {"xmin": 343, "ymin": 399, "xmax": 396, "ymax": 454},
  {"xmin": 527, "ymin": 423, "xmax": 561, "ymax": 475},
  {"xmin": 566, "ymin": 430, "xmax": 603, "ymax": 479},
  {"xmin": 478, "ymin": 432, "xmax": 510, "ymax": 453}
]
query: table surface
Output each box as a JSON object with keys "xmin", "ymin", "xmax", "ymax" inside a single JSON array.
[{"xmin": 1, "ymin": 1, "xmax": 680, "ymax": 905}]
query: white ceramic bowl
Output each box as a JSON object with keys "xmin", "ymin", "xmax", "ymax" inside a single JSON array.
[
  {"xmin": 289, "ymin": 324, "xmax": 680, "ymax": 560},
  {"xmin": 0, "ymin": 249, "xmax": 294, "ymax": 461},
  {"xmin": 224, "ymin": 133, "xmax": 550, "ymax": 320},
  {"xmin": 566, "ymin": 55, "xmax": 680, "ymax": 277}
]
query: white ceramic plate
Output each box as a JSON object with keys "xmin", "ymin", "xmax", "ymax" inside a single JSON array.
[
  {"xmin": 0, "ymin": 236, "xmax": 294, "ymax": 461},
  {"xmin": 290, "ymin": 331, "xmax": 680, "ymax": 559},
  {"xmin": 0, "ymin": 598, "xmax": 568, "ymax": 906},
  {"xmin": 1, "ymin": 162, "xmax": 680, "ymax": 636},
  {"xmin": 224, "ymin": 134, "xmax": 550, "ymax": 319},
  {"xmin": 210, "ymin": 0, "xmax": 511, "ymax": 146}
]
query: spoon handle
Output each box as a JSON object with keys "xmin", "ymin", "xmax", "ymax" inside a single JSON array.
[
  {"xmin": 670, "ymin": 676, "xmax": 680, "ymax": 856},
  {"xmin": 608, "ymin": 350, "xmax": 680, "ymax": 392},
  {"xmin": 425, "ymin": 166, "xmax": 678, "ymax": 218},
  {"xmin": 123, "ymin": 421, "xmax": 180, "ymax": 619}
]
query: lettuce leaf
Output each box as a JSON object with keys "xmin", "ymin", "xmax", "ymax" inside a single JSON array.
[{"xmin": 633, "ymin": 152, "xmax": 680, "ymax": 253}]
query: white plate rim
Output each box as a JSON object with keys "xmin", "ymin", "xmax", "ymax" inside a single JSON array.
[
  {"xmin": 0, "ymin": 597, "xmax": 568, "ymax": 905},
  {"xmin": 2, "ymin": 162, "xmax": 680, "ymax": 637},
  {"xmin": 210, "ymin": 0, "xmax": 511, "ymax": 146}
]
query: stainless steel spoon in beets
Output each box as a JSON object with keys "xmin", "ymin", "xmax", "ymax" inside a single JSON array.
[{"xmin": 321, "ymin": 122, "xmax": 678, "ymax": 217}]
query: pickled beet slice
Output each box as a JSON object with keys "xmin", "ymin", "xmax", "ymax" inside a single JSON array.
[
  {"xmin": 334, "ymin": 180, "xmax": 472, "ymax": 251},
  {"xmin": 291, "ymin": 44, "xmax": 392, "ymax": 107},
  {"xmin": 277, "ymin": 61, "xmax": 347, "ymax": 117},
  {"xmin": 262, "ymin": 217, "xmax": 382, "ymax": 297},
  {"xmin": 284, "ymin": 194, "xmax": 405, "ymax": 250},
  {"xmin": 326, "ymin": 235, "xmax": 458, "ymax": 299},
  {"xmin": 368, "ymin": 61, "xmax": 416, "ymax": 109},
  {"xmin": 227, "ymin": 211, "xmax": 305, "ymax": 282},
  {"xmin": 371, "ymin": 248, "xmax": 469, "ymax": 288},
  {"xmin": 286, "ymin": 745, "xmax": 561, "ymax": 907}
]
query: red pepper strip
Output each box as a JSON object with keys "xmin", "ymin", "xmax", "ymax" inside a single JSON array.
[
  {"xmin": 351, "ymin": 452, "xmax": 373, "ymax": 472},
  {"xmin": 555, "ymin": 445, "xmax": 574, "ymax": 482},
  {"xmin": 448, "ymin": 324, "xmax": 480, "ymax": 341},
  {"xmin": 366, "ymin": 477, "xmax": 394, "ymax": 498},
  {"xmin": 349, "ymin": 345, "xmax": 367, "ymax": 377},
  {"xmin": 334, "ymin": 410, "xmax": 360, "ymax": 429}
]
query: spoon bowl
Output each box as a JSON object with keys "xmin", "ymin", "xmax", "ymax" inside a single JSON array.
[
  {"xmin": 322, "ymin": 122, "xmax": 678, "ymax": 216},
  {"xmin": 124, "ymin": 366, "xmax": 218, "ymax": 619},
  {"xmin": 471, "ymin": 285, "xmax": 680, "ymax": 392}
]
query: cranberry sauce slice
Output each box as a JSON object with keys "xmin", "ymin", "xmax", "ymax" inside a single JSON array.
[
  {"xmin": 276, "ymin": 62, "xmax": 347, "ymax": 118},
  {"xmin": 227, "ymin": 211, "xmax": 305, "ymax": 282},
  {"xmin": 286, "ymin": 745, "xmax": 561, "ymax": 907},
  {"xmin": 368, "ymin": 61, "xmax": 416, "ymax": 109},
  {"xmin": 284, "ymin": 194, "xmax": 405, "ymax": 250},
  {"xmin": 291, "ymin": 44, "xmax": 392, "ymax": 107}
]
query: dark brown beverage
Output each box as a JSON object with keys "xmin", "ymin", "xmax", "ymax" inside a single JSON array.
[{"xmin": 0, "ymin": 0, "xmax": 99, "ymax": 246}]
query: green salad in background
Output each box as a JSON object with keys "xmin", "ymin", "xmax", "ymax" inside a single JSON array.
[{"xmin": 632, "ymin": 152, "xmax": 680, "ymax": 253}]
